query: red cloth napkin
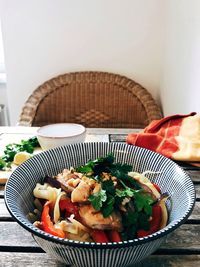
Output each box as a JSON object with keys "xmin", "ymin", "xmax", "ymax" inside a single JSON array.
[{"xmin": 127, "ymin": 112, "xmax": 200, "ymax": 164}]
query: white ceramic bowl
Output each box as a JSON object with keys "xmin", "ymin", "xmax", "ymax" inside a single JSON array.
[
  {"xmin": 37, "ymin": 123, "xmax": 86, "ymax": 150},
  {"xmin": 5, "ymin": 142, "xmax": 195, "ymax": 267}
]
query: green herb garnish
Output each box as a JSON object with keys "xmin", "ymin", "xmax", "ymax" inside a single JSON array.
[
  {"xmin": 76, "ymin": 153, "xmax": 155, "ymax": 239},
  {"xmin": 88, "ymin": 189, "xmax": 107, "ymax": 211},
  {"xmin": 134, "ymin": 191, "xmax": 154, "ymax": 216},
  {"xmin": 76, "ymin": 154, "xmax": 115, "ymax": 176},
  {"xmin": 0, "ymin": 136, "xmax": 40, "ymax": 170}
]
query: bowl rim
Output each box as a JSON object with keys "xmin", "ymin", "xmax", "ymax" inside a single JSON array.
[
  {"xmin": 5, "ymin": 142, "xmax": 196, "ymax": 248},
  {"xmin": 37, "ymin": 123, "xmax": 86, "ymax": 139}
]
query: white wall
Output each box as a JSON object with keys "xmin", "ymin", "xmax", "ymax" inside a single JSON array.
[
  {"xmin": 0, "ymin": 0, "xmax": 165, "ymax": 125},
  {"xmin": 161, "ymin": 0, "xmax": 200, "ymax": 115},
  {"xmin": 0, "ymin": 83, "xmax": 7, "ymax": 105}
]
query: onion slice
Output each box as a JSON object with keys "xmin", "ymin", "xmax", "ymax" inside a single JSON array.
[{"xmin": 158, "ymin": 193, "xmax": 170, "ymax": 229}]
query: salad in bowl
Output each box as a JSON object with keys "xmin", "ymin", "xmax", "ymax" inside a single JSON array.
[
  {"xmin": 5, "ymin": 142, "xmax": 195, "ymax": 267},
  {"xmin": 29, "ymin": 154, "xmax": 169, "ymax": 243}
]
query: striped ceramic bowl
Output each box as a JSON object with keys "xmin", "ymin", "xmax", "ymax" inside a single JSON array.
[{"xmin": 5, "ymin": 142, "xmax": 195, "ymax": 267}]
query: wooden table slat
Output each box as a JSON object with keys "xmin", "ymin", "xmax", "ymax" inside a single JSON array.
[
  {"xmin": 139, "ymin": 255, "xmax": 200, "ymax": 267},
  {"xmin": 0, "ymin": 222, "xmax": 37, "ymax": 247},
  {"xmin": 186, "ymin": 170, "xmax": 200, "ymax": 183},
  {"xmin": 0, "ymin": 252, "xmax": 66, "ymax": 267},
  {"xmin": 0, "ymin": 253, "xmax": 200, "ymax": 267}
]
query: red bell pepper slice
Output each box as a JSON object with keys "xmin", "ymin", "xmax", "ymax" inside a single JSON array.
[
  {"xmin": 152, "ymin": 183, "xmax": 161, "ymax": 193},
  {"xmin": 107, "ymin": 230, "xmax": 122, "ymax": 242},
  {"xmin": 91, "ymin": 230, "xmax": 109, "ymax": 243},
  {"xmin": 59, "ymin": 198, "xmax": 80, "ymax": 220},
  {"xmin": 137, "ymin": 205, "xmax": 162, "ymax": 238},
  {"xmin": 41, "ymin": 201, "xmax": 65, "ymax": 238}
]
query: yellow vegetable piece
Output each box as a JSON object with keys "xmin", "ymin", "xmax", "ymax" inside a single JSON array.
[
  {"xmin": 159, "ymin": 197, "xmax": 169, "ymax": 229},
  {"xmin": 13, "ymin": 152, "xmax": 32, "ymax": 165}
]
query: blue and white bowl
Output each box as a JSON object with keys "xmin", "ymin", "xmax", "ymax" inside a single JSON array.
[{"xmin": 5, "ymin": 142, "xmax": 196, "ymax": 267}]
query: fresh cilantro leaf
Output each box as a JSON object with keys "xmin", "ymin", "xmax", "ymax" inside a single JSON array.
[
  {"xmin": 123, "ymin": 210, "xmax": 139, "ymax": 227},
  {"xmin": 28, "ymin": 136, "xmax": 40, "ymax": 147},
  {"xmin": 20, "ymin": 140, "xmax": 34, "ymax": 153},
  {"xmin": 92, "ymin": 154, "xmax": 114, "ymax": 175},
  {"xmin": 122, "ymin": 208, "xmax": 151, "ymax": 239},
  {"xmin": 0, "ymin": 157, "xmax": 6, "ymax": 170},
  {"xmin": 99, "ymin": 153, "xmax": 114, "ymax": 165},
  {"xmin": 138, "ymin": 212, "xmax": 150, "ymax": 230},
  {"xmin": 3, "ymin": 144, "xmax": 19, "ymax": 162},
  {"xmin": 114, "ymin": 163, "xmax": 132, "ymax": 173},
  {"xmin": 101, "ymin": 194, "xmax": 115, "ymax": 217},
  {"xmin": 76, "ymin": 164, "xmax": 93, "ymax": 174},
  {"xmin": 102, "ymin": 180, "xmax": 115, "ymax": 195},
  {"xmin": 76, "ymin": 154, "xmax": 114, "ymax": 175},
  {"xmin": 110, "ymin": 169, "xmax": 141, "ymax": 189},
  {"xmin": 90, "ymin": 180, "xmax": 116, "ymax": 217},
  {"xmin": 116, "ymin": 187, "xmax": 134, "ymax": 198},
  {"xmin": 88, "ymin": 189, "xmax": 107, "ymax": 211},
  {"xmin": 114, "ymin": 196, "xmax": 124, "ymax": 207},
  {"xmin": 134, "ymin": 191, "xmax": 154, "ymax": 216}
]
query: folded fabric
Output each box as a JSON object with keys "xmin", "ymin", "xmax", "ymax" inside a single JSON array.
[{"xmin": 127, "ymin": 112, "xmax": 200, "ymax": 163}]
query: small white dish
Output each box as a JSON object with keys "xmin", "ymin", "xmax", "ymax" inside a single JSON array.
[{"xmin": 37, "ymin": 123, "xmax": 86, "ymax": 150}]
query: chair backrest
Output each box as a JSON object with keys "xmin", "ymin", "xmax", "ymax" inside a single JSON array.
[{"xmin": 18, "ymin": 71, "xmax": 162, "ymax": 128}]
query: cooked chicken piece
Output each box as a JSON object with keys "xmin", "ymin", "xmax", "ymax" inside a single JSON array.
[
  {"xmin": 55, "ymin": 169, "xmax": 82, "ymax": 192},
  {"xmin": 92, "ymin": 183, "xmax": 101, "ymax": 194},
  {"xmin": 79, "ymin": 204, "xmax": 122, "ymax": 231},
  {"xmin": 56, "ymin": 176, "xmax": 75, "ymax": 192},
  {"xmin": 57, "ymin": 169, "xmax": 81, "ymax": 181},
  {"xmin": 71, "ymin": 181, "xmax": 91, "ymax": 203},
  {"xmin": 67, "ymin": 178, "xmax": 81, "ymax": 188}
]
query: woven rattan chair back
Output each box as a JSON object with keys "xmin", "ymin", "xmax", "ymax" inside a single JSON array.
[{"xmin": 18, "ymin": 71, "xmax": 162, "ymax": 128}]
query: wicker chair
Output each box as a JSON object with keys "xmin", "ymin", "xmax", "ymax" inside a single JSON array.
[{"xmin": 18, "ymin": 71, "xmax": 162, "ymax": 128}]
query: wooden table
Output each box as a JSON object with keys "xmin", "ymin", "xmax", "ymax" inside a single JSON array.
[{"xmin": 0, "ymin": 127, "xmax": 200, "ymax": 267}]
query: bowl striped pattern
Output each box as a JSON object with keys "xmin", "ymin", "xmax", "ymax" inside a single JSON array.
[{"xmin": 5, "ymin": 142, "xmax": 195, "ymax": 267}]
